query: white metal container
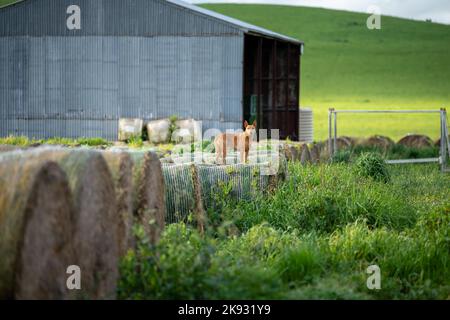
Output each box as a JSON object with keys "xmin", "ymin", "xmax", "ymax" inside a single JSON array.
[{"xmin": 299, "ymin": 107, "xmax": 313, "ymax": 143}]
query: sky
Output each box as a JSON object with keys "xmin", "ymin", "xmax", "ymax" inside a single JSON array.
[{"xmin": 188, "ymin": 0, "xmax": 450, "ymax": 25}]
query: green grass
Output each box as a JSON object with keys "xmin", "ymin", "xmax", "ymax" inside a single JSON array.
[
  {"xmin": 201, "ymin": 4, "xmax": 450, "ymax": 141},
  {"xmin": 119, "ymin": 162, "xmax": 450, "ymax": 299},
  {"xmin": 0, "ymin": 135, "xmax": 111, "ymax": 147}
]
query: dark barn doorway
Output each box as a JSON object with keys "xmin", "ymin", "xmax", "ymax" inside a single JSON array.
[{"xmin": 243, "ymin": 34, "xmax": 300, "ymax": 140}]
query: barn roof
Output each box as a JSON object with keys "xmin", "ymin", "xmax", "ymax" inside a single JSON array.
[
  {"xmin": 0, "ymin": 0, "xmax": 303, "ymax": 45},
  {"xmin": 167, "ymin": 0, "xmax": 303, "ymax": 45}
]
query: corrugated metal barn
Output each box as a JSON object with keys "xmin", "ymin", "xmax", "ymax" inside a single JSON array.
[{"xmin": 0, "ymin": 0, "xmax": 303, "ymax": 140}]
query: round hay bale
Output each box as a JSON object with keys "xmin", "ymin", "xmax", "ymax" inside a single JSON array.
[
  {"xmin": 129, "ymin": 151, "xmax": 166, "ymax": 244},
  {"xmin": 190, "ymin": 164, "xmax": 207, "ymax": 233},
  {"xmin": 0, "ymin": 145, "xmax": 23, "ymax": 153},
  {"xmin": 327, "ymin": 137, "xmax": 352, "ymax": 150},
  {"xmin": 434, "ymin": 136, "xmax": 449, "ymax": 147},
  {"xmin": 172, "ymin": 119, "xmax": 202, "ymax": 143},
  {"xmin": 267, "ymin": 158, "xmax": 288, "ymax": 192},
  {"xmin": 118, "ymin": 118, "xmax": 143, "ymax": 141},
  {"xmin": 36, "ymin": 148, "xmax": 119, "ymax": 299},
  {"xmin": 281, "ymin": 144, "xmax": 299, "ymax": 162},
  {"xmin": 310, "ymin": 144, "xmax": 321, "ymax": 164},
  {"xmin": 0, "ymin": 157, "xmax": 74, "ymax": 299},
  {"xmin": 146, "ymin": 119, "xmax": 171, "ymax": 144},
  {"xmin": 102, "ymin": 151, "xmax": 134, "ymax": 257},
  {"xmin": 340, "ymin": 136, "xmax": 359, "ymax": 147},
  {"xmin": 397, "ymin": 134, "xmax": 433, "ymax": 148},
  {"xmin": 294, "ymin": 144, "xmax": 303, "ymax": 161},
  {"xmin": 300, "ymin": 144, "xmax": 312, "ymax": 165},
  {"xmin": 361, "ymin": 135, "xmax": 395, "ymax": 150},
  {"xmin": 310, "ymin": 141, "xmax": 331, "ymax": 163}
]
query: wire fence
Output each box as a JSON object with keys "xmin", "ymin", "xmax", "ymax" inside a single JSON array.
[
  {"xmin": 161, "ymin": 151, "xmax": 287, "ymax": 224},
  {"xmin": 328, "ymin": 108, "xmax": 449, "ymax": 172}
]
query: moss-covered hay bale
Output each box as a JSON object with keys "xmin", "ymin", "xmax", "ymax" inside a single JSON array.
[
  {"xmin": 0, "ymin": 145, "xmax": 23, "ymax": 153},
  {"xmin": 0, "ymin": 155, "xmax": 74, "ymax": 299},
  {"xmin": 102, "ymin": 151, "xmax": 134, "ymax": 257},
  {"xmin": 281, "ymin": 144, "xmax": 300, "ymax": 161},
  {"xmin": 196, "ymin": 161, "xmax": 285, "ymax": 210},
  {"xmin": 129, "ymin": 151, "xmax": 165, "ymax": 244},
  {"xmin": 360, "ymin": 135, "xmax": 395, "ymax": 150},
  {"xmin": 310, "ymin": 143, "xmax": 322, "ymax": 163},
  {"xmin": 300, "ymin": 144, "xmax": 312, "ymax": 165},
  {"xmin": 33, "ymin": 148, "xmax": 119, "ymax": 299},
  {"xmin": 162, "ymin": 151, "xmax": 285, "ymax": 225},
  {"xmin": 434, "ymin": 135, "xmax": 450, "ymax": 147},
  {"xmin": 327, "ymin": 137, "xmax": 353, "ymax": 150},
  {"xmin": 161, "ymin": 163, "xmax": 206, "ymax": 232},
  {"xmin": 397, "ymin": 134, "xmax": 433, "ymax": 148}
]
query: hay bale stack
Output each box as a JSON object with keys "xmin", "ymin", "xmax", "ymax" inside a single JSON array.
[
  {"xmin": 267, "ymin": 155, "xmax": 288, "ymax": 192},
  {"xmin": 300, "ymin": 144, "xmax": 312, "ymax": 165},
  {"xmin": 162, "ymin": 154, "xmax": 285, "ymax": 223},
  {"xmin": 434, "ymin": 136, "xmax": 449, "ymax": 147},
  {"xmin": 118, "ymin": 118, "xmax": 143, "ymax": 141},
  {"xmin": 310, "ymin": 142, "xmax": 331, "ymax": 163},
  {"xmin": 328, "ymin": 137, "xmax": 353, "ymax": 150},
  {"xmin": 397, "ymin": 134, "xmax": 433, "ymax": 148},
  {"xmin": 191, "ymin": 164, "xmax": 207, "ymax": 233},
  {"xmin": 309, "ymin": 144, "xmax": 321, "ymax": 164},
  {"xmin": 0, "ymin": 145, "xmax": 23, "ymax": 153},
  {"xmin": 340, "ymin": 136, "xmax": 358, "ymax": 147},
  {"xmin": 281, "ymin": 144, "xmax": 300, "ymax": 162},
  {"xmin": 0, "ymin": 156, "xmax": 74, "ymax": 299},
  {"xmin": 361, "ymin": 135, "xmax": 395, "ymax": 150},
  {"xmin": 196, "ymin": 163, "xmax": 270, "ymax": 210},
  {"xmin": 129, "ymin": 151, "xmax": 165, "ymax": 244},
  {"xmin": 162, "ymin": 163, "xmax": 196, "ymax": 224},
  {"xmin": 147, "ymin": 119, "xmax": 171, "ymax": 144},
  {"xmin": 102, "ymin": 151, "xmax": 134, "ymax": 257},
  {"xmin": 161, "ymin": 163, "xmax": 206, "ymax": 232},
  {"xmin": 172, "ymin": 119, "xmax": 202, "ymax": 143},
  {"xmin": 36, "ymin": 149, "xmax": 119, "ymax": 299}
]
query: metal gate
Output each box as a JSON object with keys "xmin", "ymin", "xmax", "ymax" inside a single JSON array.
[{"xmin": 328, "ymin": 108, "xmax": 450, "ymax": 172}]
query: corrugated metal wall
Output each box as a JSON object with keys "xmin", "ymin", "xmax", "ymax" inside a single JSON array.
[{"xmin": 0, "ymin": 0, "xmax": 244, "ymax": 139}]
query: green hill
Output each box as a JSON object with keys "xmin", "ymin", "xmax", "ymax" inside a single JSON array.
[{"xmin": 201, "ymin": 4, "xmax": 450, "ymax": 140}]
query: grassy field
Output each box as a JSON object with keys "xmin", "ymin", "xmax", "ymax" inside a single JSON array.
[
  {"xmin": 119, "ymin": 161, "xmax": 450, "ymax": 299},
  {"xmin": 201, "ymin": 4, "xmax": 450, "ymax": 141}
]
